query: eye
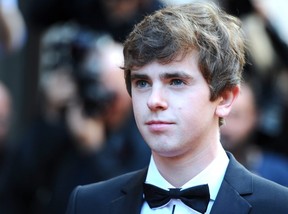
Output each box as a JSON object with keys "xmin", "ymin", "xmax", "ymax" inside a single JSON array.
[
  {"xmin": 135, "ymin": 80, "xmax": 149, "ymax": 88},
  {"xmin": 170, "ymin": 79, "xmax": 184, "ymax": 86}
]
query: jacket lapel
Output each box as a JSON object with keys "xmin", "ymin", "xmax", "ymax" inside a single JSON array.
[
  {"xmin": 108, "ymin": 153, "xmax": 254, "ymax": 214},
  {"xmin": 109, "ymin": 168, "xmax": 148, "ymax": 214},
  {"xmin": 211, "ymin": 153, "xmax": 252, "ymax": 214},
  {"xmin": 210, "ymin": 179, "xmax": 251, "ymax": 214}
]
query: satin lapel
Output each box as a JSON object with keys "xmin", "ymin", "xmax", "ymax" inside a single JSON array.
[
  {"xmin": 211, "ymin": 153, "xmax": 252, "ymax": 214},
  {"xmin": 109, "ymin": 168, "xmax": 148, "ymax": 214},
  {"xmin": 210, "ymin": 179, "xmax": 251, "ymax": 214}
]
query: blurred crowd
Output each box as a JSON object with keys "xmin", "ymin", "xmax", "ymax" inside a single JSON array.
[{"xmin": 0, "ymin": 0, "xmax": 287, "ymax": 213}]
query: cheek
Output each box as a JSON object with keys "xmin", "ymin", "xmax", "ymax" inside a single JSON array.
[
  {"xmin": 132, "ymin": 97, "xmax": 144, "ymax": 121},
  {"xmin": 179, "ymin": 95, "xmax": 212, "ymax": 117}
]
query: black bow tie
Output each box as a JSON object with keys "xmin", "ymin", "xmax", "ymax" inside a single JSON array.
[{"xmin": 143, "ymin": 183, "xmax": 210, "ymax": 213}]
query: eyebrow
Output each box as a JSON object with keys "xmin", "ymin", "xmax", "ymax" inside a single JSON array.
[
  {"xmin": 160, "ymin": 72, "xmax": 193, "ymax": 80},
  {"xmin": 130, "ymin": 71, "xmax": 193, "ymax": 81},
  {"xmin": 130, "ymin": 74, "xmax": 150, "ymax": 81}
]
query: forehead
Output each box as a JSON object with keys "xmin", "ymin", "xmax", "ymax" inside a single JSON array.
[{"xmin": 131, "ymin": 51, "xmax": 200, "ymax": 74}]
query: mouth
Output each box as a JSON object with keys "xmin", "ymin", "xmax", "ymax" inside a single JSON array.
[
  {"xmin": 146, "ymin": 120, "xmax": 173, "ymax": 125},
  {"xmin": 145, "ymin": 120, "xmax": 174, "ymax": 132}
]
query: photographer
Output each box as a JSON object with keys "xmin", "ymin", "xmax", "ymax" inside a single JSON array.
[{"xmin": 0, "ymin": 23, "xmax": 150, "ymax": 214}]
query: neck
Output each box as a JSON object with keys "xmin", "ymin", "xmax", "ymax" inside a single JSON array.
[{"xmin": 152, "ymin": 141, "xmax": 225, "ymax": 188}]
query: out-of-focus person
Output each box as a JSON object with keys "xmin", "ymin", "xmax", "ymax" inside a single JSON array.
[
  {"xmin": 224, "ymin": 0, "xmax": 288, "ymax": 156},
  {"xmin": 26, "ymin": 0, "xmax": 164, "ymax": 42},
  {"xmin": 220, "ymin": 78, "xmax": 288, "ymax": 187},
  {"xmin": 0, "ymin": 22, "xmax": 150, "ymax": 214},
  {"xmin": 0, "ymin": 0, "xmax": 26, "ymax": 55},
  {"xmin": 0, "ymin": 82, "xmax": 12, "ymax": 171}
]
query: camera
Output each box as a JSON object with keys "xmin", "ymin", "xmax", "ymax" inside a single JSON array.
[{"xmin": 40, "ymin": 22, "xmax": 116, "ymax": 117}]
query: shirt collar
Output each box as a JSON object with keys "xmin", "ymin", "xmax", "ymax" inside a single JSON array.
[{"xmin": 145, "ymin": 149, "xmax": 229, "ymax": 201}]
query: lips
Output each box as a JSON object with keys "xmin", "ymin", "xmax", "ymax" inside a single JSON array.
[
  {"xmin": 146, "ymin": 120, "xmax": 173, "ymax": 125},
  {"xmin": 145, "ymin": 120, "xmax": 174, "ymax": 132}
]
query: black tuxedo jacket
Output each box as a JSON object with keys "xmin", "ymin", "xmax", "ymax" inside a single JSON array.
[{"xmin": 66, "ymin": 153, "xmax": 288, "ymax": 214}]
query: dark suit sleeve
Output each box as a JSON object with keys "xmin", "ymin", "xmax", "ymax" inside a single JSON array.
[
  {"xmin": 64, "ymin": 169, "xmax": 147, "ymax": 214},
  {"xmin": 66, "ymin": 186, "xmax": 81, "ymax": 214}
]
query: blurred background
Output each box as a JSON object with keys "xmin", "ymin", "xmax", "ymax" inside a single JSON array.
[{"xmin": 0, "ymin": 0, "xmax": 287, "ymax": 213}]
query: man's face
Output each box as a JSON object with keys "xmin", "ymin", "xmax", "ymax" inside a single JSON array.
[{"xmin": 130, "ymin": 51, "xmax": 222, "ymax": 159}]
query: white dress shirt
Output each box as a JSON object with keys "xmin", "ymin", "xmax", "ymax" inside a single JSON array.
[{"xmin": 141, "ymin": 149, "xmax": 229, "ymax": 214}]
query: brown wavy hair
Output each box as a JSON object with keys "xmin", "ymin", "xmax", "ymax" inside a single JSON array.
[{"xmin": 123, "ymin": 2, "xmax": 246, "ymax": 100}]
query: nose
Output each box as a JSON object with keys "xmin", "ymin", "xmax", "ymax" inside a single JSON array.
[{"xmin": 147, "ymin": 86, "xmax": 168, "ymax": 111}]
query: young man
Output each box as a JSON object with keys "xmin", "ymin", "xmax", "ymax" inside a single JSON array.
[{"xmin": 66, "ymin": 2, "xmax": 288, "ymax": 214}]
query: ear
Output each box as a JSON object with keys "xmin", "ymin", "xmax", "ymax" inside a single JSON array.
[{"xmin": 215, "ymin": 85, "xmax": 240, "ymax": 118}]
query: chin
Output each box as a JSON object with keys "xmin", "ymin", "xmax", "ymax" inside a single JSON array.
[{"xmin": 152, "ymin": 146, "xmax": 185, "ymax": 159}]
